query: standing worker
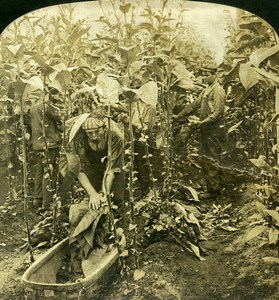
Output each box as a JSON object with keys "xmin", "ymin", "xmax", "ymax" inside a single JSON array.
[
  {"xmin": 174, "ymin": 65, "xmax": 226, "ymax": 200},
  {"xmin": 30, "ymin": 88, "xmax": 63, "ymax": 212}
]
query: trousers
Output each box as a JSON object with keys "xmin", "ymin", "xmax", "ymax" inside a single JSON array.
[{"xmin": 33, "ymin": 148, "xmax": 60, "ymax": 209}]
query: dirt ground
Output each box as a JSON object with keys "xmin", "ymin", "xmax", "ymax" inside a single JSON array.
[{"xmin": 0, "ymin": 166, "xmax": 278, "ymax": 300}]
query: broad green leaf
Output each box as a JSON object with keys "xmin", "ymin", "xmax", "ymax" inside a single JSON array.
[
  {"xmin": 96, "ymin": 72, "xmax": 120, "ymax": 103},
  {"xmin": 70, "ymin": 209, "xmax": 104, "ymax": 239},
  {"xmin": 171, "ymin": 60, "xmax": 193, "ymax": 80},
  {"xmin": 94, "ymin": 35, "xmax": 118, "ymax": 43},
  {"xmin": 128, "ymin": 223, "xmax": 137, "ymax": 231},
  {"xmin": 185, "ymin": 185, "xmax": 199, "ymax": 201},
  {"xmin": 117, "ymin": 45, "xmax": 137, "ymax": 62},
  {"xmin": 61, "ymin": 14, "xmax": 71, "ymax": 29},
  {"xmin": 136, "ymin": 81, "xmax": 158, "ymax": 108},
  {"xmin": 48, "ymin": 81, "xmax": 62, "ymax": 93},
  {"xmin": 177, "ymin": 79, "xmax": 201, "ymax": 92},
  {"xmin": 235, "ymin": 35, "xmax": 268, "ymax": 54},
  {"xmin": 268, "ymin": 228, "xmax": 278, "ymax": 244},
  {"xmin": 55, "ymin": 70, "xmax": 71, "ymax": 90},
  {"xmin": 129, "ymin": 60, "xmax": 144, "ymax": 76},
  {"xmin": 120, "ymin": 249, "xmax": 129, "ymax": 257},
  {"xmin": 262, "ymin": 257, "xmax": 279, "ymax": 264},
  {"xmin": 250, "ymin": 45, "xmax": 279, "ymax": 67},
  {"xmin": 238, "ymin": 19, "xmax": 264, "ymax": 34},
  {"xmin": 21, "ymin": 76, "xmax": 44, "ymax": 91},
  {"xmin": 133, "ymin": 269, "xmax": 145, "ymax": 281},
  {"xmin": 13, "ymin": 80, "xmax": 27, "ymax": 96},
  {"xmin": 68, "ymin": 113, "xmax": 91, "ymax": 144},
  {"xmin": 255, "ymin": 201, "xmax": 268, "ymax": 218},
  {"xmin": 34, "ymin": 34, "xmax": 44, "ymax": 48},
  {"xmin": 249, "ymin": 156, "xmax": 273, "ymax": 173},
  {"xmin": 6, "ymin": 44, "xmax": 24, "ymax": 58},
  {"xmin": 96, "ymin": 18, "xmax": 113, "ymax": 28},
  {"xmin": 256, "ymin": 68, "xmax": 279, "ymax": 84},
  {"xmin": 67, "ymin": 27, "xmax": 90, "ymax": 45},
  {"xmin": 245, "ymin": 225, "xmax": 268, "ymax": 242},
  {"xmin": 227, "ymin": 120, "xmax": 243, "ymax": 135},
  {"xmin": 52, "ymin": 63, "xmax": 68, "ymax": 72},
  {"xmin": 139, "ymin": 22, "xmax": 154, "ymax": 31},
  {"xmin": 185, "ymin": 241, "xmax": 205, "ymax": 261},
  {"xmin": 265, "ymin": 209, "xmax": 279, "ymax": 224},
  {"xmin": 31, "ymin": 54, "xmax": 53, "ymax": 75},
  {"xmin": 185, "ymin": 212, "xmax": 200, "ymax": 229},
  {"xmin": 239, "ymin": 64, "xmax": 261, "ymax": 90},
  {"xmin": 221, "ymin": 226, "xmax": 238, "ymax": 232},
  {"xmin": 119, "ymin": 3, "xmax": 131, "ymax": 14}
]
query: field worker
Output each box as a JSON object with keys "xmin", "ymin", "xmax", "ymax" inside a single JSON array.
[
  {"xmin": 110, "ymin": 95, "xmax": 156, "ymax": 197},
  {"xmin": 30, "ymin": 88, "xmax": 63, "ymax": 211},
  {"xmin": 70, "ymin": 115, "xmax": 125, "ymax": 210},
  {"xmin": 131, "ymin": 97, "xmax": 156, "ymax": 196},
  {"xmin": 174, "ymin": 65, "xmax": 226, "ymax": 200}
]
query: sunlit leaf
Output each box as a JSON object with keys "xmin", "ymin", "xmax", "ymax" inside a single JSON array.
[
  {"xmin": 35, "ymin": 241, "xmax": 49, "ymax": 248},
  {"xmin": 185, "ymin": 241, "xmax": 205, "ymax": 261},
  {"xmin": 117, "ymin": 45, "xmax": 137, "ymax": 62},
  {"xmin": 256, "ymin": 68, "xmax": 279, "ymax": 84},
  {"xmin": 55, "ymin": 70, "xmax": 71, "ymax": 90},
  {"xmin": 262, "ymin": 257, "xmax": 279, "ymax": 264},
  {"xmin": 68, "ymin": 113, "xmax": 91, "ymax": 144},
  {"xmin": 227, "ymin": 120, "xmax": 243, "ymax": 135},
  {"xmin": 67, "ymin": 27, "xmax": 90, "ymax": 45},
  {"xmin": 265, "ymin": 209, "xmax": 279, "ymax": 224},
  {"xmin": 6, "ymin": 44, "xmax": 24, "ymax": 58},
  {"xmin": 96, "ymin": 72, "xmax": 120, "ymax": 103},
  {"xmin": 119, "ymin": 3, "xmax": 131, "ymax": 14},
  {"xmin": 249, "ymin": 156, "xmax": 273, "ymax": 174},
  {"xmin": 250, "ymin": 45, "xmax": 279, "ymax": 67},
  {"xmin": 128, "ymin": 223, "xmax": 137, "ymax": 231},
  {"xmin": 177, "ymin": 79, "xmax": 201, "ymax": 92},
  {"xmin": 221, "ymin": 226, "xmax": 238, "ymax": 232},
  {"xmin": 171, "ymin": 60, "xmax": 193, "ymax": 80},
  {"xmin": 268, "ymin": 228, "xmax": 278, "ymax": 244},
  {"xmin": 21, "ymin": 76, "xmax": 44, "ymax": 91},
  {"xmin": 31, "ymin": 54, "xmax": 53, "ymax": 75},
  {"xmin": 255, "ymin": 201, "xmax": 268, "ymax": 218},
  {"xmin": 239, "ymin": 64, "xmax": 261, "ymax": 90},
  {"xmin": 70, "ymin": 209, "xmax": 104, "ymax": 239},
  {"xmin": 120, "ymin": 249, "xmax": 129, "ymax": 257},
  {"xmin": 185, "ymin": 185, "xmax": 199, "ymax": 201},
  {"xmin": 245, "ymin": 225, "xmax": 268, "ymax": 242},
  {"xmin": 136, "ymin": 81, "xmax": 158, "ymax": 108},
  {"xmin": 133, "ymin": 269, "xmax": 145, "ymax": 281},
  {"xmin": 235, "ymin": 35, "xmax": 268, "ymax": 54}
]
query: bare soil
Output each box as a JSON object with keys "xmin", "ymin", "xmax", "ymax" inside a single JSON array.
[{"xmin": 0, "ymin": 166, "xmax": 278, "ymax": 300}]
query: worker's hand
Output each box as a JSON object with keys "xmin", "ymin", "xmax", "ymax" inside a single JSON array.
[
  {"xmin": 188, "ymin": 116, "xmax": 201, "ymax": 128},
  {"xmin": 88, "ymin": 192, "xmax": 101, "ymax": 210}
]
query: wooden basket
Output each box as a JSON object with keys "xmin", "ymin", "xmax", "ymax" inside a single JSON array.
[{"xmin": 21, "ymin": 238, "xmax": 119, "ymax": 300}]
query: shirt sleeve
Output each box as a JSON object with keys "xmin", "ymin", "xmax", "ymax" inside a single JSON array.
[
  {"xmin": 203, "ymin": 86, "xmax": 225, "ymax": 125},
  {"xmin": 177, "ymin": 92, "xmax": 203, "ymax": 118}
]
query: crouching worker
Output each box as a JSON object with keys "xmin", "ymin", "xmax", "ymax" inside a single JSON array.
[{"xmin": 65, "ymin": 114, "xmax": 125, "ymax": 260}]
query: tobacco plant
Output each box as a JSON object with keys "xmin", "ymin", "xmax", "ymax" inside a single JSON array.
[{"xmin": 3, "ymin": 0, "xmax": 279, "ymax": 274}]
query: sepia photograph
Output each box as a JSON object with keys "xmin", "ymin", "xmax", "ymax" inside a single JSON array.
[{"xmin": 0, "ymin": 0, "xmax": 278, "ymax": 299}]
